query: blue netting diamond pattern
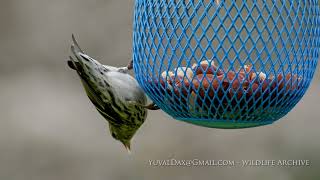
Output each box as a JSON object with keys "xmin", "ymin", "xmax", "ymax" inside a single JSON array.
[{"xmin": 133, "ymin": 0, "xmax": 320, "ymax": 128}]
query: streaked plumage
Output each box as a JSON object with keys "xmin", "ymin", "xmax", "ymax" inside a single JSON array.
[{"xmin": 67, "ymin": 35, "xmax": 153, "ymax": 152}]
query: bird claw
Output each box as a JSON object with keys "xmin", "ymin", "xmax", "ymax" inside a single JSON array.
[
  {"xmin": 116, "ymin": 60, "xmax": 133, "ymax": 73},
  {"xmin": 127, "ymin": 60, "xmax": 133, "ymax": 70}
]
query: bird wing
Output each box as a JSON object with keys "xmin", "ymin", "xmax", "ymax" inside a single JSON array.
[
  {"xmin": 68, "ymin": 35, "xmax": 127, "ymax": 124},
  {"xmin": 80, "ymin": 76, "xmax": 123, "ymax": 125}
]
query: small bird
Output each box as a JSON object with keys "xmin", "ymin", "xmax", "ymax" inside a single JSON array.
[{"xmin": 67, "ymin": 35, "xmax": 158, "ymax": 152}]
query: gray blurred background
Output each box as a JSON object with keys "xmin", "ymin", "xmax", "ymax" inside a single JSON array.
[{"xmin": 0, "ymin": 0, "xmax": 319, "ymax": 179}]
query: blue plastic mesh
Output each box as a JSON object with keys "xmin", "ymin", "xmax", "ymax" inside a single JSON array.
[{"xmin": 132, "ymin": 0, "xmax": 320, "ymax": 128}]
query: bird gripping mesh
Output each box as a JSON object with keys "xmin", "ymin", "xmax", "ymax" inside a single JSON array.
[{"xmin": 133, "ymin": 0, "xmax": 320, "ymax": 128}]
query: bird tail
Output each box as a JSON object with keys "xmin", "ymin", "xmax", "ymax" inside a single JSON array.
[
  {"xmin": 67, "ymin": 35, "xmax": 110, "ymax": 111},
  {"xmin": 67, "ymin": 34, "xmax": 103, "ymax": 75}
]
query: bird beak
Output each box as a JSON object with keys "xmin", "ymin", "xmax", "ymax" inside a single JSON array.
[{"xmin": 122, "ymin": 141, "xmax": 131, "ymax": 154}]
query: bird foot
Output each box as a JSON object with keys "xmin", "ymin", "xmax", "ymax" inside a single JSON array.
[
  {"xmin": 117, "ymin": 60, "xmax": 133, "ymax": 73},
  {"xmin": 117, "ymin": 67, "xmax": 129, "ymax": 73}
]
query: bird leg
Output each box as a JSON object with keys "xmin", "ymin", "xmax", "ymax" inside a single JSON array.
[
  {"xmin": 128, "ymin": 101, "xmax": 160, "ymax": 110},
  {"xmin": 142, "ymin": 102, "xmax": 160, "ymax": 110}
]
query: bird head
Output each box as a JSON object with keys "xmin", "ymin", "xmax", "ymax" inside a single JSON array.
[{"xmin": 109, "ymin": 124, "xmax": 140, "ymax": 153}]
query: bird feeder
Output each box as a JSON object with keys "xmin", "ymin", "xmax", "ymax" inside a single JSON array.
[{"xmin": 132, "ymin": 0, "xmax": 320, "ymax": 128}]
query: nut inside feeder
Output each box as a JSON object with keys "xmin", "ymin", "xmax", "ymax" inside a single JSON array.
[
  {"xmin": 133, "ymin": 1, "xmax": 320, "ymax": 128},
  {"xmin": 155, "ymin": 60, "xmax": 302, "ymax": 121}
]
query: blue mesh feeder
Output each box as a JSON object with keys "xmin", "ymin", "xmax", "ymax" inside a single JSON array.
[{"xmin": 133, "ymin": 1, "xmax": 320, "ymax": 129}]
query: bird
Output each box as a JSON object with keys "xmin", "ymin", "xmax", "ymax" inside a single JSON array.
[{"xmin": 67, "ymin": 35, "xmax": 159, "ymax": 153}]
